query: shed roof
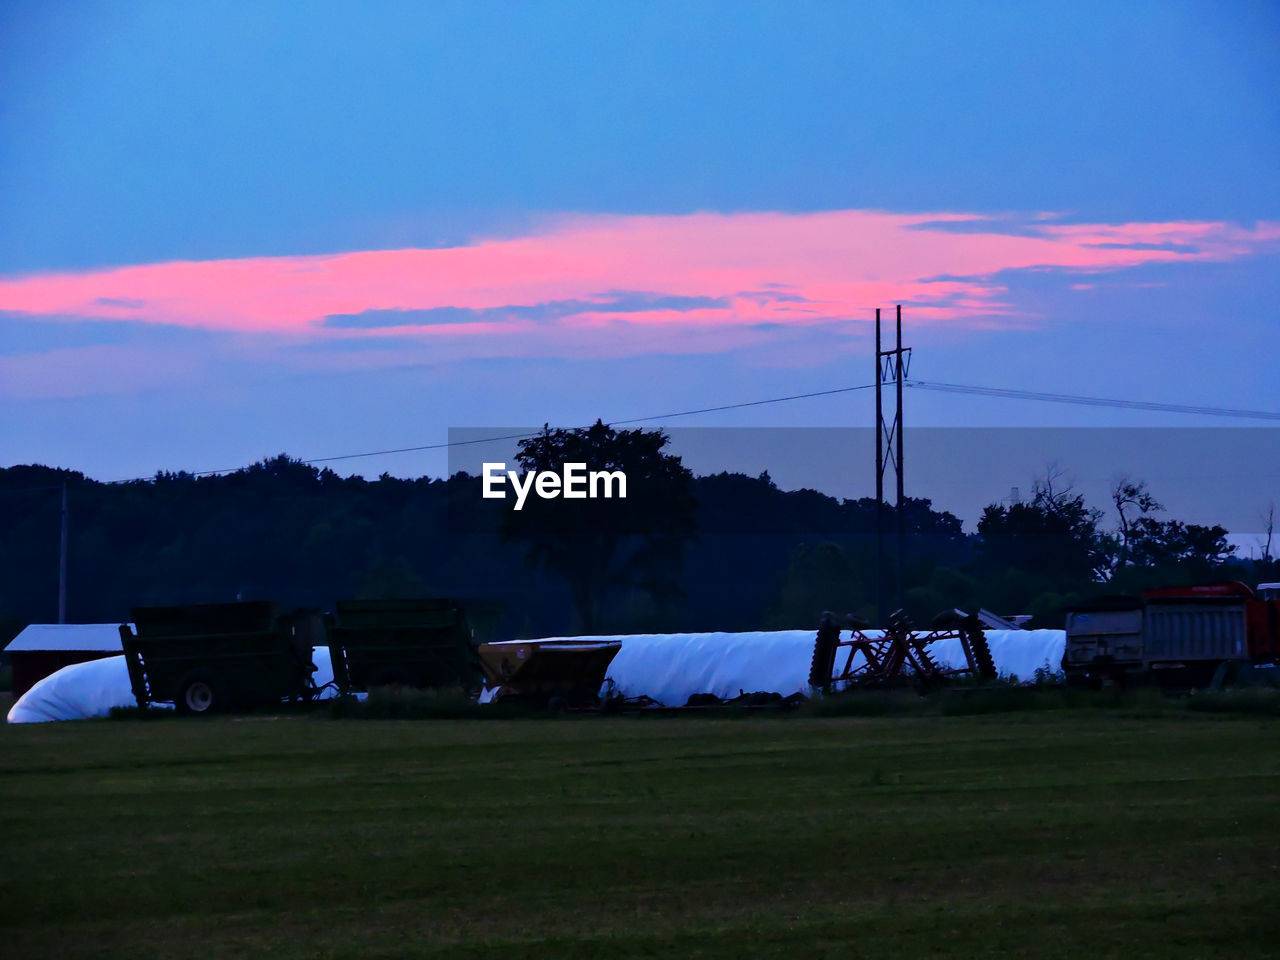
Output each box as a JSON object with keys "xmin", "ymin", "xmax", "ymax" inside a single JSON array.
[{"xmin": 4, "ymin": 623, "xmax": 129, "ymax": 653}]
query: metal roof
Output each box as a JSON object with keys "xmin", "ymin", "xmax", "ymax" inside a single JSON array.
[{"xmin": 4, "ymin": 623, "xmax": 129, "ymax": 653}]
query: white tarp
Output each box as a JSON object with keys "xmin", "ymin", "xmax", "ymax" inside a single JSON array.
[
  {"xmin": 536, "ymin": 628, "xmax": 1066, "ymax": 706},
  {"xmin": 600, "ymin": 630, "xmax": 818, "ymax": 705},
  {"xmin": 7, "ymin": 654, "xmax": 142, "ymax": 723},
  {"xmin": 927, "ymin": 629, "xmax": 1066, "ymax": 684},
  {"xmin": 6, "ymin": 646, "xmax": 340, "ymax": 724}
]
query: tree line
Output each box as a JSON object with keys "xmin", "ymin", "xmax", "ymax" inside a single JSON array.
[{"xmin": 1, "ymin": 424, "xmax": 1273, "ymax": 645}]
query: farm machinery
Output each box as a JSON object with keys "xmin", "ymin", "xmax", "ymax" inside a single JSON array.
[
  {"xmin": 327, "ymin": 597, "xmax": 481, "ymax": 695},
  {"xmin": 476, "ymin": 638, "xmax": 623, "ymax": 708},
  {"xmin": 1063, "ymin": 581, "xmax": 1280, "ymax": 688},
  {"xmin": 808, "ymin": 608, "xmax": 998, "ymax": 692},
  {"xmin": 119, "ymin": 601, "xmax": 325, "ymax": 714},
  {"xmin": 119, "ymin": 597, "xmax": 484, "ymax": 714}
]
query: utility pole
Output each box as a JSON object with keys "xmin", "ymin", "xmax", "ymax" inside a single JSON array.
[
  {"xmin": 874, "ymin": 305, "xmax": 910, "ymax": 624},
  {"xmin": 58, "ymin": 480, "xmax": 68, "ymax": 624},
  {"xmin": 895, "ymin": 304, "xmax": 905, "ymax": 615},
  {"xmin": 874, "ymin": 308, "xmax": 884, "ymax": 625}
]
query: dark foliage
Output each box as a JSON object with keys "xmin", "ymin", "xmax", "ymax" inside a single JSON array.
[
  {"xmin": 0, "ymin": 450, "xmax": 1259, "ymax": 637},
  {"xmin": 501, "ymin": 421, "xmax": 696, "ymax": 632}
]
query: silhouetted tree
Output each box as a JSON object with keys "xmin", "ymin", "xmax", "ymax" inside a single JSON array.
[
  {"xmin": 500, "ymin": 421, "xmax": 696, "ymax": 632},
  {"xmin": 1111, "ymin": 476, "xmax": 1163, "ymax": 569},
  {"xmin": 976, "ymin": 467, "xmax": 1108, "ymax": 587},
  {"xmin": 1108, "ymin": 477, "xmax": 1235, "ymax": 575},
  {"xmin": 1124, "ymin": 517, "xmax": 1234, "ymax": 568}
]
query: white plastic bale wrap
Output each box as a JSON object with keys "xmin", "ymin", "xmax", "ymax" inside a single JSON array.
[
  {"xmin": 594, "ymin": 631, "xmax": 818, "ymax": 706},
  {"xmin": 926, "ymin": 629, "xmax": 1066, "ymax": 683},
  {"xmin": 6, "ymin": 646, "xmax": 342, "ymax": 723},
  {"xmin": 576, "ymin": 628, "xmax": 1066, "ymax": 706},
  {"xmin": 6, "ymin": 655, "xmax": 141, "ymax": 723}
]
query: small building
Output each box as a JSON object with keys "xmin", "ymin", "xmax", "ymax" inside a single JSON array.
[{"xmin": 4, "ymin": 624, "xmax": 128, "ymax": 698}]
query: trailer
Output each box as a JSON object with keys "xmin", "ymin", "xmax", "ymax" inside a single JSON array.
[
  {"xmin": 327, "ymin": 598, "xmax": 482, "ymax": 695},
  {"xmin": 476, "ymin": 638, "xmax": 622, "ymax": 708},
  {"xmin": 1063, "ymin": 581, "xmax": 1280, "ymax": 687},
  {"xmin": 119, "ymin": 601, "xmax": 323, "ymax": 713}
]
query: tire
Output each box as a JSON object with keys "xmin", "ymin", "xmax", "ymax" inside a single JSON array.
[
  {"xmin": 809, "ymin": 614, "xmax": 840, "ymax": 689},
  {"xmin": 969, "ymin": 629, "xmax": 997, "ymax": 680},
  {"xmin": 175, "ymin": 669, "xmax": 227, "ymax": 715}
]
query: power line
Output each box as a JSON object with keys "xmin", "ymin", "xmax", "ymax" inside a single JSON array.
[
  {"xmin": 99, "ymin": 382, "xmax": 880, "ymax": 483},
  {"xmin": 907, "ymin": 380, "xmax": 1280, "ymax": 422},
  {"xmin": 305, "ymin": 384, "xmax": 881, "ymax": 466},
  {"xmin": 610, "ymin": 383, "xmax": 878, "ymax": 425},
  {"xmin": 7, "ymin": 377, "xmax": 1274, "ymax": 491},
  {"xmin": 305, "ymin": 430, "xmax": 537, "ymax": 466}
]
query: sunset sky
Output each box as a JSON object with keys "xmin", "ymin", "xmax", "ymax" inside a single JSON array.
[{"xmin": 1, "ymin": 1, "xmax": 1277, "ymax": 490}]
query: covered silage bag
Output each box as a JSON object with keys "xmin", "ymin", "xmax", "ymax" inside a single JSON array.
[
  {"xmin": 593, "ymin": 628, "xmax": 1067, "ymax": 706},
  {"xmin": 7, "ymin": 646, "xmax": 341, "ymax": 723}
]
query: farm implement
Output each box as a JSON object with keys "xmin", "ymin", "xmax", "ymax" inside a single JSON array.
[{"xmin": 809, "ymin": 608, "xmax": 998, "ymax": 692}]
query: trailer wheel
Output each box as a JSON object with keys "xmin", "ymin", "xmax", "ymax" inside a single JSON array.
[{"xmin": 175, "ymin": 670, "xmax": 226, "ymax": 715}]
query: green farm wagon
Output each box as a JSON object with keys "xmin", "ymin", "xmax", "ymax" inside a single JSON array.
[
  {"xmin": 327, "ymin": 598, "xmax": 482, "ymax": 694},
  {"xmin": 119, "ymin": 601, "xmax": 323, "ymax": 714}
]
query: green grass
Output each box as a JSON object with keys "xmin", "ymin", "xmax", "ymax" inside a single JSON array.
[
  {"xmin": 1188, "ymin": 687, "xmax": 1280, "ymax": 716},
  {"xmin": 324, "ymin": 687, "xmax": 546, "ymax": 720},
  {"xmin": 2, "ymin": 711, "xmax": 1279, "ymax": 959}
]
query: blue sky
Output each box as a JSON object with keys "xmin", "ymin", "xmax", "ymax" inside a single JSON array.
[{"xmin": 1, "ymin": 1, "xmax": 1277, "ymax": 519}]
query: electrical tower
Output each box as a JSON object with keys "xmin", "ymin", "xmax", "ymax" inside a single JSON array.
[{"xmin": 875, "ymin": 305, "xmax": 910, "ymax": 625}]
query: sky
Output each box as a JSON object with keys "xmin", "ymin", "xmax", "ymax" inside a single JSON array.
[{"xmin": 1, "ymin": 0, "xmax": 1278, "ymax": 524}]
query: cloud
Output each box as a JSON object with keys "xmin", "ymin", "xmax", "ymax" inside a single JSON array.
[
  {"xmin": 735, "ymin": 289, "xmax": 817, "ymax": 307},
  {"xmin": 322, "ymin": 292, "xmax": 730, "ymax": 328},
  {"xmin": 93, "ymin": 296, "xmax": 146, "ymax": 308},
  {"xmin": 905, "ymin": 216, "xmax": 1054, "ymax": 238},
  {"xmin": 1084, "ymin": 241, "xmax": 1200, "ymax": 253},
  {"xmin": 324, "ymin": 306, "xmax": 495, "ymax": 329},
  {"xmin": 0, "ymin": 210, "xmax": 1276, "ymax": 363},
  {"xmin": 580, "ymin": 291, "xmax": 733, "ymax": 314}
]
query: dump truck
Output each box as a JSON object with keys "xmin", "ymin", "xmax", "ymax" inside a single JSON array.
[
  {"xmin": 1063, "ymin": 581, "xmax": 1280, "ymax": 687},
  {"xmin": 119, "ymin": 601, "xmax": 323, "ymax": 713},
  {"xmin": 327, "ymin": 597, "xmax": 482, "ymax": 695}
]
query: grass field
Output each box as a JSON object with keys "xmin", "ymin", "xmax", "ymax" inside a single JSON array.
[{"xmin": 2, "ymin": 710, "xmax": 1279, "ymax": 959}]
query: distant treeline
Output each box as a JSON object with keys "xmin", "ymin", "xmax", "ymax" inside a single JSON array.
[{"xmin": 0, "ymin": 454, "xmax": 1272, "ymax": 643}]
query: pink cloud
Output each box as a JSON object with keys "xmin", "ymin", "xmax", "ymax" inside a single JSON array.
[{"xmin": 1, "ymin": 210, "xmax": 1276, "ymax": 343}]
